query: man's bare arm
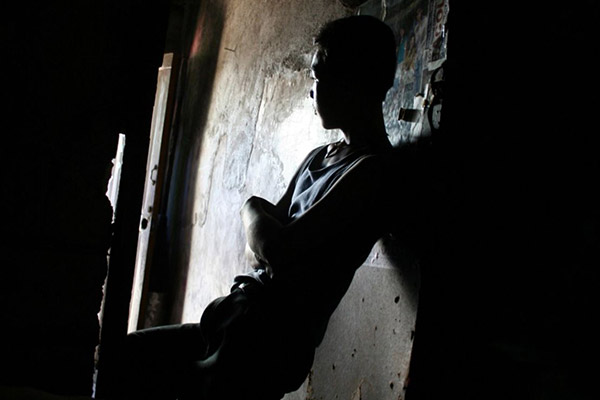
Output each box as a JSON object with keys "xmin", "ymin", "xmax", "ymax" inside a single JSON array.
[
  {"xmin": 241, "ymin": 196, "xmax": 283, "ymax": 269},
  {"xmin": 241, "ymin": 150, "xmax": 316, "ymax": 269}
]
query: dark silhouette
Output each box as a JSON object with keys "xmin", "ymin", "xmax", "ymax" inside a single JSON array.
[{"xmin": 115, "ymin": 16, "xmax": 398, "ymax": 400}]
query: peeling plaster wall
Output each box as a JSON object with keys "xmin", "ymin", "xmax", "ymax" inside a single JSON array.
[
  {"xmin": 171, "ymin": 0, "xmax": 347, "ymax": 318},
  {"xmin": 169, "ymin": 1, "xmax": 420, "ymax": 398}
]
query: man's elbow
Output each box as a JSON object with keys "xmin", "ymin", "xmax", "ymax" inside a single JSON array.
[{"xmin": 246, "ymin": 220, "xmax": 282, "ymax": 263}]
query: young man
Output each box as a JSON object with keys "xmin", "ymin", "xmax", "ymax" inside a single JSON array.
[{"xmin": 116, "ymin": 15, "xmax": 397, "ymax": 400}]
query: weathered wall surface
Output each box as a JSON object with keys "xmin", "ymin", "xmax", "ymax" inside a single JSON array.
[
  {"xmin": 169, "ymin": 0, "xmax": 347, "ymax": 319},
  {"xmin": 168, "ymin": 0, "xmax": 420, "ymax": 398},
  {"xmin": 303, "ymin": 243, "xmax": 420, "ymax": 400}
]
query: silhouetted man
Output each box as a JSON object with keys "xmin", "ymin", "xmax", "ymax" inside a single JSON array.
[{"xmin": 115, "ymin": 15, "xmax": 398, "ymax": 400}]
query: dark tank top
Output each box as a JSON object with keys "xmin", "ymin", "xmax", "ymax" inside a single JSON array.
[{"xmin": 288, "ymin": 144, "xmax": 369, "ymax": 220}]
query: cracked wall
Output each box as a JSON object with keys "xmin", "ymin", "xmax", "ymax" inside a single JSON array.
[{"xmin": 168, "ymin": 1, "xmax": 420, "ymax": 399}]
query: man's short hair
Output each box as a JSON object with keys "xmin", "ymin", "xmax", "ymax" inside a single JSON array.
[{"xmin": 314, "ymin": 15, "xmax": 396, "ymax": 101}]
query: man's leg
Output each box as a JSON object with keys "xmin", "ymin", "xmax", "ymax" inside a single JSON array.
[
  {"xmin": 117, "ymin": 323, "xmax": 206, "ymax": 400},
  {"xmin": 190, "ymin": 289, "xmax": 316, "ymax": 400}
]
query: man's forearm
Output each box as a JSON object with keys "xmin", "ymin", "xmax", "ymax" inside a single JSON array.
[{"xmin": 241, "ymin": 196, "xmax": 284, "ymax": 266}]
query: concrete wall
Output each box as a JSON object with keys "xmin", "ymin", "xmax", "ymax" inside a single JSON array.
[
  {"xmin": 168, "ymin": 0, "xmax": 347, "ymax": 319},
  {"xmin": 166, "ymin": 0, "xmax": 420, "ymax": 398}
]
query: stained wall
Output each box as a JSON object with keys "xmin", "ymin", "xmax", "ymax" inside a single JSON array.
[{"xmin": 165, "ymin": 0, "xmax": 421, "ymax": 398}]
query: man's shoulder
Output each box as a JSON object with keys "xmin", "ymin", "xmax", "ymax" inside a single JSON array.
[{"xmin": 349, "ymin": 150, "xmax": 394, "ymax": 175}]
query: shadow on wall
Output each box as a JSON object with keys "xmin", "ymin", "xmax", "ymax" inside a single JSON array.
[
  {"xmin": 379, "ymin": 232, "xmax": 422, "ymax": 312},
  {"xmin": 376, "ymin": 134, "xmax": 460, "ymax": 338},
  {"xmin": 165, "ymin": 0, "xmax": 226, "ymax": 323}
]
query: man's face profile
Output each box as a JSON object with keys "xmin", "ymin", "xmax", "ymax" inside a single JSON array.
[{"xmin": 310, "ymin": 49, "xmax": 352, "ymax": 130}]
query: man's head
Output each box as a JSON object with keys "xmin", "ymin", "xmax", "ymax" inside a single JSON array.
[
  {"xmin": 313, "ymin": 15, "xmax": 396, "ymax": 102},
  {"xmin": 310, "ymin": 15, "xmax": 396, "ymax": 130}
]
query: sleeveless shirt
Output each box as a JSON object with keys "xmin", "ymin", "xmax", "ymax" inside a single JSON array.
[{"xmin": 288, "ymin": 144, "xmax": 369, "ymax": 220}]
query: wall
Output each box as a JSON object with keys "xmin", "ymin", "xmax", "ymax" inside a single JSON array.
[
  {"xmin": 165, "ymin": 0, "xmax": 421, "ymax": 398},
  {"xmin": 159, "ymin": 1, "xmax": 600, "ymax": 399}
]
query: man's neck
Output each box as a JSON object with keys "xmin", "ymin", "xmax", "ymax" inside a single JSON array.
[{"xmin": 341, "ymin": 109, "xmax": 390, "ymax": 150}]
